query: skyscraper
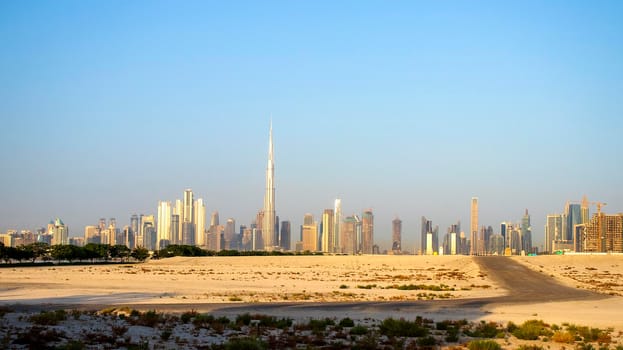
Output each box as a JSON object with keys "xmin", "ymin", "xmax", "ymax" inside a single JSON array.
[
  {"xmin": 130, "ymin": 214, "xmax": 139, "ymax": 248},
  {"xmin": 224, "ymin": 218, "xmax": 236, "ymax": 249},
  {"xmin": 321, "ymin": 209, "xmax": 335, "ymax": 253},
  {"xmin": 210, "ymin": 211, "xmax": 220, "ymax": 227},
  {"xmin": 420, "ymin": 216, "xmax": 439, "ymax": 255},
  {"xmin": 545, "ymin": 214, "xmax": 563, "ymax": 253},
  {"xmin": 500, "ymin": 221, "xmax": 510, "ymax": 249},
  {"xmin": 140, "ymin": 215, "xmax": 155, "ymax": 250},
  {"xmin": 361, "ymin": 210, "xmax": 374, "ymax": 254},
  {"xmin": 84, "ymin": 225, "xmax": 99, "ymax": 244},
  {"xmin": 279, "ymin": 220, "xmax": 291, "ymax": 251},
  {"xmin": 521, "ymin": 209, "xmax": 532, "ymax": 254},
  {"xmin": 51, "ymin": 218, "xmax": 68, "ymax": 245},
  {"xmin": 181, "ymin": 189, "xmax": 195, "ymax": 245},
  {"xmin": 262, "ymin": 121, "xmax": 276, "ymax": 251},
  {"xmin": 302, "ymin": 221, "xmax": 318, "ymax": 252},
  {"xmin": 157, "ymin": 201, "xmax": 171, "ymax": 249},
  {"xmin": 333, "ymin": 199, "xmax": 342, "ymax": 253},
  {"xmin": 564, "ymin": 202, "xmax": 582, "ymax": 242},
  {"xmin": 194, "ymin": 198, "xmax": 206, "ymax": 247},
  {"xmin": 341, "ymin": 216, "xmax": 358, "ymax": 254},
  {"xmin": 392, "ymin": 217, "xmax": 402, "ymax": 253},
  {"xmin": 174, "ymin": 200, "xmax": 183, "ymax": 244},
  {"xmin": 470, "ymin": 197, "xmax": 479, "ymax": 255}
]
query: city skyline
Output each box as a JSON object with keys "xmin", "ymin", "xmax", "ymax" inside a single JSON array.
[{"xmin": 1, "ymin": 2, "xmax": 622, "ymax": 250}]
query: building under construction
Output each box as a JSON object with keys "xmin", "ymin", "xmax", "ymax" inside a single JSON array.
[{"xmin": 576, "ymin": 213, "xmax": 623, "ymax": 253}]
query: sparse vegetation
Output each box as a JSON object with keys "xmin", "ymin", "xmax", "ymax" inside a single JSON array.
[
  {"xmin": 379, "ymin": 317, "xmax": 429, "ymax": 337},
  {"xmin": 467, "ymin": 339, "xmax": 502, "ymax": 350},
  {"xmin": 387, "ymin": 283, "xmax": 455, "ymax": 291},
  {"xmin": 464, "ymin": 321, "xmax": 500, "ymax": 338},
  {"xmin": 349, "ymin": 325, "xmax": 369, "ymax": 335},
  {"xmin": 339, "ymin": 317, "xmax": 355, "ymax": 327},
  {"xmin": 0, "ymin": 308, "xmax": 620, "ymax": 349},
  {"xmin": 512, "ymin": 320, "xmax": 553, "ymax": 340},
  {"xmin": 29, "ymin": 310, "xmax": 67, "ymax": 325}
]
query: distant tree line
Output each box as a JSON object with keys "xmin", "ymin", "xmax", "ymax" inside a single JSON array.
[
  {"xmin": 153, "ymin": 245, "xmax": 323, "ymax": 258},
  {"xmin": 0, "ymin": 242, "xmax": 149, "ymax": 265},
  {"xmin": 0, "ymin": 241, "xmax": 323, "ymax": 265}
]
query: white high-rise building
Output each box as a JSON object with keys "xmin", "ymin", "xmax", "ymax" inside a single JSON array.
[
  {"xmin": 321, "ymin": 209, "xmax": 334, "ymax": 253},
  {"xmin": 333, "ymin": 198, "xmax": 341, "ymax": 253},
  {"xmin": 194, "ymin": 198, "xmax": 206, "ymax": 246},
  {"xmin": 51, "ymin": 218, "xmax": 68, "ymax": 245},
  {"xmin": 182, "ymin": 189, "xmax": 195, "ymax": 245},
  {"xmin": 470, "ymin": 197, "xmax": 479, "ymax": 255},
  {"xmin": 157, "ymin": 201, "xmax": 172, "ymax": 249},
  {"xmin": 174, "ymin": 199, "xmax": 183, "ymax": 244},
  {"xmin": 262, "ymin": 121, "xmax": 276, "ymax": 250}
]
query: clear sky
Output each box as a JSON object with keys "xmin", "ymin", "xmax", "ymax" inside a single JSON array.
[{"xmin": 1, "ymin": 1, "xmax": 622, "ymax": 251}]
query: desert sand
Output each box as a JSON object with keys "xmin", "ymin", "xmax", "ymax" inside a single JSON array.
[
  {"xmin": 1, "ymin": 254, "xmax": 622, "ymax": 330},
  {"xmin": 0, "ymin": 255, "xmax": 501, "ymax": 305},
  {"xmin": 2, "ymin": 254, "xmax": 623, "ymax": 349}
]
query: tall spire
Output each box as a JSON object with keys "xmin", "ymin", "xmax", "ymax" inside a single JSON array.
[
  {"xmin": 268, "ymin": 118, "xmax": 273, "ymax": 164},
  {"xmin": 263, "ymin": 118, "xmax": 276, "ymax": 250}
]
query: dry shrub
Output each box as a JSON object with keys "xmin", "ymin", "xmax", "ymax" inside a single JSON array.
[{"xmin": 552, "ymin": 331, "xmax": 576, "ymax": 344}]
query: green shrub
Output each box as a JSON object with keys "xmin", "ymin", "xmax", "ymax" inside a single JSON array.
[
  {"xmin": 379, "ymin": 318, "xmax": 429, "ymax": 337},
  {"xmin": 392, "ymin": 283, "xmax": 454, "ymax": 291},
  {"xmin": 445, "ymin": 327, "xmax": 460, "ymax": 342},
  {"xmin": 307, "ymin": 318, "xmax": 334, "ymax": 332},
  {"xmin": 193, "ymin": 313, "xmax": 215, "ymax": 328},
  {"xmin": 467, "ymin": 339, "xmax": 501, "ymax": 350},
  {"xmin": 517, "ymin": 345, "xmax": 544, "ymax": 350},
  {"xmin": 236, "ymin": 313, "xmax": 252, "ymax": 326},
  {"xmin": 181, "ymin": 310, "xmax": 198, "ymax": 323},
  {"xmin": 577, "ymin": 326, "xmax": 608, "ymax": 342},
  {"xmin": 0, "ymin": 306, "xmax": 12, "ymax": 318},
  {"xmin": 160, "ymin": 329, "xmax": 172, "ymax": 341},
  {"xmin": 258, "ymin": 315, "xmax": 292, "ymax": 329},
  {"xmin": 417, "ymin": 336, "xmax": 437, "ymax": 347},
  {"xmin": 135, "ymin": 310, "xmax": 163, "ymax": 327},
  {"xmin": 223, "ymin": 337, "xmax": 267, "ymax": 350},
  {"xmin": 357, "ymin": 284, "xmax": 376, "ymax": 289},
  {"xmin": 464, "ymin": 321, "xmax": 499, "ymax": 338},
  {"xmin": 339, "ymin": 284, "xmax": 349, "ymax": 289},
  {"xmin": 577, "ymin": 343, "xmax": 595, "ymax": 350},
  {"xmin": 512, "ymin": 320, "xmax": 552, "ymax": 340},
  {"xmin": 29, "ymin": 310, "xmax": 67, "ymax": 325},
  {"xmin": 339, "ymin": 317, "xmax": 355, "ymax": 327},
  {"xmin": 350, "ymin": 325, "xmax": 368, "ymax": 335}
]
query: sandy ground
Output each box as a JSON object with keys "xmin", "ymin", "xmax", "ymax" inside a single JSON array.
[
  {"xmin": 0, "ymin": 255, "xmax": 501, "ymax": 305},
  {"xmin": 490, "ymin": 255, "xmax": 623, "ymax": 331},
  {"xmin": 2, "ymin": 255, "xmax": 623, "ymax": 349},
  {"xmin": 1, "ymin": 255, "xmax": 623, "ymax": 332}
]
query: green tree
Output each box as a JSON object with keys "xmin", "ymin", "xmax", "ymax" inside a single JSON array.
[
  {"xmin": 131, "ymin": 246, "xmax": 149, "ymax": 262},
  {"xmin": 0, "ymin": 243, "xmax": 14, "ymax": 263},
  {"xmin": 83, "ymin": 243, "xmax": 111, "ymax": 261},
  {"xmin": 22, "ymin": 242, "xmax": 50, "ymax": 263},
  {"xmin": 83, "ymin": 243, "xmax": 102, "ymax": 262},
  {"xmin": 51, "ymin": 245, "xmax": 84, "ymax": 263},
  {"xmin": 111, "ymin": 245, "xmax": 131, "ymax": 261}
]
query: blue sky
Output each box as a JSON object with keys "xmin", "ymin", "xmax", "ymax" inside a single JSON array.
[{"xmin": 1, "ymin": 1, "xmax": 622, "ymax": 250}]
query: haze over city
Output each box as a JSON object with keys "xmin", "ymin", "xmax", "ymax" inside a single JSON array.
[{"xmin": 1, "ymin": 1, "xmax": 622, "ymax": 250}]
